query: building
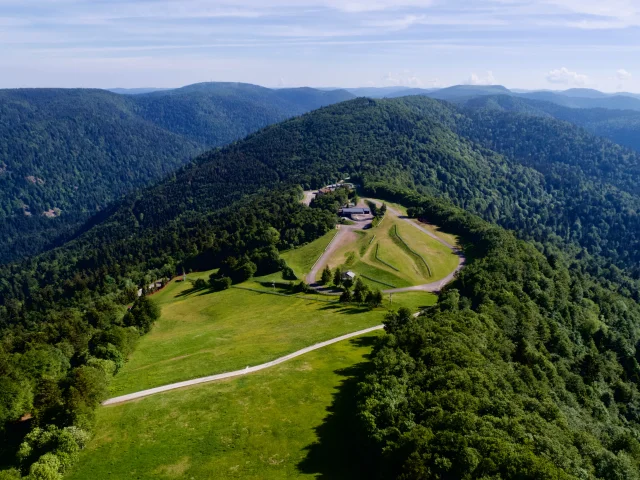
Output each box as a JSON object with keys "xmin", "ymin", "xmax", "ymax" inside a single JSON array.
[
  {"xmin": 339, "ymin": 207, "xmax": 371, "ymax": 218},
  {"xmin": 343, "ymin": 271, "xmax": 356, "ymax": 281}
]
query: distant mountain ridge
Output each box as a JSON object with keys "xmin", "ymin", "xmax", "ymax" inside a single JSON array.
[
  {"xmin": 461, "ymin": 94, "xmax": 640, "ymax": 152},
  {"xmin": 0, "ymin": 82, "xmax": 355, "ymax": 263},
  {"xmin": 351, "ymin": 84, "xmax": 640, "ymax": 110}
]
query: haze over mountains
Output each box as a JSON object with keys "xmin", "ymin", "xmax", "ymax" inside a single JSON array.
[{"xmin": 346, "ymin": 84, "xmax": 640, "ymax": 108}]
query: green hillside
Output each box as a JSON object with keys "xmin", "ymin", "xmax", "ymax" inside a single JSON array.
[
  {"xmin": 109, "ymin": 269, "xmax": 383, "ymax": 395},
  {"xmin": 0, "ymin": 84, "xmax": 354, "ymax": 263},
  {"xmin": 463, "ymin": 93, "xmax": 640, "ymax": 153},
  {"xmin": 2, "ymin": 95, "xmax": 640, "ymax": 478},
  {"xmin": 67, "ymin": 331, "xmax": 381, "ymax": 480}
]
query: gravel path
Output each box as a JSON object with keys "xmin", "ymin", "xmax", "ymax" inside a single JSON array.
[{"xmin": 102, "ymin": 325, "xmax": 383, "ymax": 405}]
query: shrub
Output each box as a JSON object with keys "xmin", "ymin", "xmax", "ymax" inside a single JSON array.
[
  {"xmin": 282, "ymin": 265, "xmax": 297, "ymax": 280},
  {"xmin": 210, "ymin": 276, "xmax": 232, "ymax": 291},
  {"xmin": 340, "ymin": 289, "xmax": 353, "ymax": 303}
]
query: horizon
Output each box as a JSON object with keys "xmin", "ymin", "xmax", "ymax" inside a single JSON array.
[
  {"xmin": 5, "ymin": 82, "xmax": 640, "ymax": 96},
  {"xmin": 2, "ymin": 1, "xmax": 640, "ymax": 91}
]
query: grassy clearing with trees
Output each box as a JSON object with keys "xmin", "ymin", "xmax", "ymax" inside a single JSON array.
[
  {"xmin": 108, "ymin": 270, "xmax": 384, "ymax": 396},
  {"xmin": 66, "ymin": 332, "xmax": 381, "ymax": 480}
]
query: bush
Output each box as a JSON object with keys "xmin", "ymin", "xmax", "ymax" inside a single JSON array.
[
  {"xmin": 194, "ymin": 278, "xmax": 207, "ymax": 289},
  {"xmin": 0, "ymin": 469, "xmax": 20, "ymax": 479},
  {"xmin": 282, "ymin": 265, "xmax": 297, "ymax": 280},
  {"xmin": 293, "ymin": 281, "xmax": 313, "ymax": 294},
  {"xmin": 122, "ymin": 296, "xmax": 160, "ymax": 334},
  {"xmin": 366, "ymin": 289, "xmax": 383, "ymax": 307},
  {"xmin": 209, "ymin": 276, "xmax": 232, "ymax": 291}
]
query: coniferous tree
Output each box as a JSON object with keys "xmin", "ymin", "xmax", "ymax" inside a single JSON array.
[
  {"xmin": 333, "ymin": 267, "xmax": 343, "ymax": 287},
  {"xmin": 321, "ymin": 265, "xmax": 332, "ymax": 284}
]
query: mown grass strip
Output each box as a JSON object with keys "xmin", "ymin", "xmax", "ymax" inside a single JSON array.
[
  {"xmin": 360, "ymin": 274, "xmax": 396, "ymax": 288},
  {"xmin": 393, "ymin": 224, "xmax": 432, "ymax": 277},
  {"xmin": 375, "ymin": 243, "xmax": 400, "ymax": 271}
]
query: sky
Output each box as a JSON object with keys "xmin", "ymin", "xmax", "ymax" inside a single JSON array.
[{"xmin": 1, "ymin": 0, "xmax": 640, "ymax": 91}]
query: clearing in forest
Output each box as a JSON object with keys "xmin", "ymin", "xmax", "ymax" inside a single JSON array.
[
  {"xmin": 67, "ymin": 332, "xmax": 382, "ymax": 480},
  {"xmin": 109, "ymin": 271, "xmax": 384, "ymax": 396},
  {"xmin": 313, "ymin": 212, "xmax": 459, "ymax": 291}
]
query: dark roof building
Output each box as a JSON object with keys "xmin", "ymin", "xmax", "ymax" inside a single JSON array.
[{"xmin": 339, "ymin": 207, "xmax": 371, "ymax": 217}]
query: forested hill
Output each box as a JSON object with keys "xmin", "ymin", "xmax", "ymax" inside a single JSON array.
[
  {"xmin": 0, "ymin": 84, "xmax": 354, "ymax": 263},
  {"xmin": 37, "ymin": 94, "xmax": 640, "ymax": 285},
  {"xmin": 462, "ymin": 94, "xmax": 640, "ymax": 153},
  {"xmin": 129, "ymin": 83, "xmax": 355, "ymax": 145},
  {"xmin": 4, "ymin": 96, "xmax": 640, "ymax": 478}
]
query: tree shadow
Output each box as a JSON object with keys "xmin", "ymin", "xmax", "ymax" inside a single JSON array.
[
  {"xmin": 297, "ymin": 336, "xmax": 379, "ymax": 479},
  {"xmin": 174, "ymin": 285, "xmax": 210, "ymax": 298}
]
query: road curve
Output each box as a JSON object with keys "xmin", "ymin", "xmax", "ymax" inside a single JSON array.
[{"xmin": 102, "ymin": 325, "xmax": 383, "ymax": 406}]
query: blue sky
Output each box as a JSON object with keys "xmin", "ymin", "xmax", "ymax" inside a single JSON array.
[{"xmin": 1, "ymin": 0, "xmax": 639, "ymax": 91}]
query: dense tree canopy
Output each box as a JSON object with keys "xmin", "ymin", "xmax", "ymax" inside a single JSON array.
[
  {"xmin": 358, "ymin": 189, "xmax": 640, "ymax": 479},
  {"xmin": 2, "ymin": 94, "xmax": 640, "ymax": 478},
  {"xmin": 0, "ymin": 84, "xmax": 353, "ymax": 263}
]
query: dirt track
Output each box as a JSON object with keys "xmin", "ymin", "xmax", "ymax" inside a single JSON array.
[{"xmin": 306, "ymin": 227, "xmax": 358, "ymax": 286}]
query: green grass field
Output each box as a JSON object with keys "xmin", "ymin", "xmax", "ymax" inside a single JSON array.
[
  {"xmin": 281, "ymin": 230, "xmax": 336, "ymax": 279},
  {"xmin": 318, "ymin": 215, "xmax": 458, "ymax": 290},
  {"xmin": 110, "ymin": 272, "xmax": 384, "ymax": 395},
  {"xmin": 67, "ymin": 332, "xmax": 381, "ymax": 480}
]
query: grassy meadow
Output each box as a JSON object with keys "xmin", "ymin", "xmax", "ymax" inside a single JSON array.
[
  {"xmin": 110, "ymin": 271, "xmax": 383, "ymax": 395},
  {"xmin": 280, "ymin": 230, "xmax": 336, "ymax": 279},
  {"xmin": 67, "ymin": 331, "xmax": 381, "ymax": 480},
  {"xmin": 318, "ymin": 215, "xmax": 458, "ymax": 289}
]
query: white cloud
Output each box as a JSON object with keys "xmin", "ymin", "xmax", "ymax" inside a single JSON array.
[
  {"xmin": 615, "ymin": 68, "xmax": 632, "ymax": 91},
  {"xmin": 464, "ymin": 71, "xmax": 495, "ymax": 85},
  {"xmin": 616, "ymin": 68, "xmax": 632, "ymax": 81},
  {"xmin": 545, "ymin": 67, "xmax": 589, "ymax": 86},
  {"xmin": 382, "ymin": 71, "xmax": 424, "ymax": 87}
]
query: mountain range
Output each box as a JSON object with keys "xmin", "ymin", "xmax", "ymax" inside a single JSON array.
[
  {"xmin": 0, "ymin": 82, "xmax": 354, "ymax": 263},
  {"xmin": 4, "ymin": 79, "xmax": 640, "ymax": 267},
  {"xmin": 345, "ymin": 84, "xmax": 640, "ymax": 109},
  {"xmin": 3, "ymin": 88, "xmax": 640, "ymax": 478}
]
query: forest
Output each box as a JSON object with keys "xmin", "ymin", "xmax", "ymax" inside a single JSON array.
[
  {"xmin": 0, "ymin": 84, "xmax": 353, "ymax": 263},
  {"xmin": 3, "ymin": 93, "xmax": 640, "ymax": 477},
  {"xmin": 356, "ymin": 186, "xmax": 640, "ymax": 479}
]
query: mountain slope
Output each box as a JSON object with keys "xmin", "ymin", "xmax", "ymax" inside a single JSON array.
[
  {"xmin": 0, "ymin": 88, "xmax": 201, "ymax": 263},
  {"xmin": 11, "ymin": 96, "xmax": 640, "ymax": 294},
  {"xmin": 3, "ymin": 96, "xmax": 640, "ymax": 478},
  {"xmin": 0, "ymin": 83, "xmax": 354, "ymax": 263},
  {"xmin": 130, "ymin": 83, "xmax": 355, "ymax": 146},
  {"xmin": 462, "ymin": 94, "xmax": 640, "ymax": 152}
]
